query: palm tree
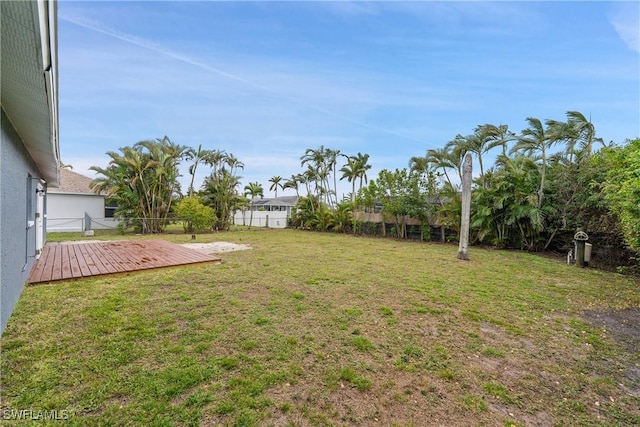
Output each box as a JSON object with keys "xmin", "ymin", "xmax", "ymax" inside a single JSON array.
[
  {"xmin": 269, "ymin": 175, "xmax": 283, "ymax": 198},
  {"xmin": 510, "ymin": 117, "xmax": 558, "ymax": 209},
  {"xmin": 340, "ymin": 156, "xmax": 359, "ymax": 202},
  {"xmin": 300, "ymin": 146, "xmax": 325, "ymax": 169},
  {"xmin": 483, "ymin": 123, "xmax": 516, "ymax": 156},
  {"xmin": 135, "ymin": 136, "xmax": 188, "ymax": 230},
  {"xmin": 450, "ymin": 132, "xmax": 493, "ymax": 186},
  {"xmin": 426, "ymin": 146, "xmax": 459, "ymax": 189},
  {"xmin": 473, "ymin": 153, "xmax": 544, "ymax": 249},
  {"xmin": 224, "ymin": 153, "xmax": 245, "ymax": 176},
  {"xmin": 316, "ymin": 164, "xmax": 332, "ymax": 206},
  {"xmin": 339, "ymin": 152, "xmax": 372, "ymax": 202},
  {"xmin": 204, "ymin": 149, "xmax": 227, "ymax": 175},
  {"xmin": 290, "ymin": 195, "xmax": 320, "ymax": 229},
  {"xmin": 326, "ymin": 148, "xmax": 341, "ymax": 206},
  {"xmin": 90, "ymin": 137, "xmax": 186, "ymax": 233},
  {"xmin": 200, "ymin": 149, "xmax": 244, "ymax": 230},
  {"xmin": 185, "ymin": 144, "xmax": 213, "ymax": 196},
  {"xmin": 297, "ymin": 172, "xmax": 311, "ymax": 198},
  {"xmin": 445, "ymin": 134, "xmax": 476, "ymax": 183},
  {"xmin": 283, "ymin": 174, "xmax": 301, "ymax": 197},
  {"xmin": 546, "ymin": 119, "xmax": 579, "ymax": 164},
  {"xmin": 502, "ymin": 154, "xmax": 545, "ymax": 250},
  {"xmin": 90, "ymin": 156, "xmax": 134, "ymax": 216},
  {"xmin": 243, "ymin": 181, "xmax": 264, "ymax": 229},
  {"xmin": 332, "ymin": 200, "xmax": 355, "ymax": 233},
  {"xmin": 566, "ymin": 111, "xmax": 603, "ymax": 161},
  {"xmin": 461, "ymin": 124, "xmax": 516, "ymax": 187},
  {"xmin": 203, "ymin": 169, "xmax": 243, "ymax": 230},
  {"xmin": 352, "ymin": 152, "xmax": 372, "ymax": 193},
  {"xmin": 409, "ymin": 155, "xmax": 431, "ymax": 176},
  {"xmin": 301, "ymin": 146, "xmax": 328, "ymax": 202},
  {"xmin": 303, "ymin": 165, "xmax": 319, "ymax": 198}
]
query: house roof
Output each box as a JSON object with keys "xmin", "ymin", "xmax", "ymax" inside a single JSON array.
[
  {"xmin": 1, "ymin": 0, "xmax": 60, "ymax": 186},
  {"xmin": 48, "ymin": 168, "xmax": 98, "ymax": 195},
  {"xmin": 251, "ymin": 196, "xmax": 299, "ymax": 207}
]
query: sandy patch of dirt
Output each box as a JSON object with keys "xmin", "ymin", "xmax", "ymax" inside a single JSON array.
[
  {"xmin": 55, "ymin": 239, "xmax": 251, "ymax": 254},
  {"xmin": 179, "ymin": 241, "xmax": 252, "ymax": 254},
  {"xmin": 583, "ymin": 307, "xmax": 640, "ymax": 354},
  {"xmin": 583, "ymin": 307, "xmax": 640, "ymax": 397}
]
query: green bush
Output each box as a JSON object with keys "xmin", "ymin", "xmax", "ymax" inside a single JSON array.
[
  {"xmin": 173, "ymin": 197, "xmax": 216, "ymax": 233},
  {"xmin": 601, "ymin": 139, "xmax": 640, "ymax": 254}
]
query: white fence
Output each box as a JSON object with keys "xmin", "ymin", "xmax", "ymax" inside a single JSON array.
[
  {"xmin": 232, "ymin": 211, "xmax": 290, "ymax": 229},
  {"xmin": 49, "ymin": 212, "xmax": 291, "ymax": 232},
  {"xmin": 47, "ymin": 217, "xmax": 120, "ymax": 232}
]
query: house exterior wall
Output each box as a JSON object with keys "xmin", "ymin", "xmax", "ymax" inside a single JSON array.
[
  {"xmin": 233, "ymin": 210, "xmax": 290, "ymax": 229},
  {"xmin": 1, "ymin": 109, "xmax": 43, "ymax": 332},
  {"xmin": 47, "ymin": 193, "xmax": 109, "ymax": 231}
]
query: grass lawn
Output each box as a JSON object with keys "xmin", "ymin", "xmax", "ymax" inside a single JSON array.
[{"xmin": 1, "ymin": 228, "xmax": 639, "ymax": 426}]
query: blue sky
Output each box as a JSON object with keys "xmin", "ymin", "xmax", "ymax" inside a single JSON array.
[{"xmin": 58, "ymin": 1, "xmax": 640, "ymax": 198}]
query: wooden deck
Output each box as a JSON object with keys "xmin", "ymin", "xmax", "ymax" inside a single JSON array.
[{"xmin": 28, "ymin": 240, "xmax": 221, "ymax": 284}]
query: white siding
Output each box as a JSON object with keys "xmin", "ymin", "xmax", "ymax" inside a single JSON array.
[{"xmin": 47, "ymin": 193, "xmax": 108, "ymax": 231}]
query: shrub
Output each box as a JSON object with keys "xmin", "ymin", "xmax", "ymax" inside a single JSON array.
[{"xmin": 174, "ymin": 197, "xmax": 216, "ymax": 233}]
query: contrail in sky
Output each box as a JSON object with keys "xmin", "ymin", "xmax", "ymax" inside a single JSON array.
[{"xmin": 60, "ymin": 13, "xmax": 427, "ymax": 145}]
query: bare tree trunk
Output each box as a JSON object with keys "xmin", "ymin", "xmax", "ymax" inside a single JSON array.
[
  {"xmin": 458, "ymin": 153, "xmax": 472, "ymax": 260},
  {"xmin": 543, "ymin": 228, "xmax": 558, "ymax": 251}
]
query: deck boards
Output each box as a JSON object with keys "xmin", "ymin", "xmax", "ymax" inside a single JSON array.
[{"xmin": 28, "ymin": 240, "xmax": 221, "ymax": 284}]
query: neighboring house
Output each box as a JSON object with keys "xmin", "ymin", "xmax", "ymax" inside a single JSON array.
[
  {"xmin": 1, "ymin": 1, "xmax": 60, "ymax": 332},
  {"xmin": 47, "ymin": 168, "xmax": 118, "ymax": 232},
  {"xmin": 233, "ymin": 196, "xmax": 298, "ymax": 229}
]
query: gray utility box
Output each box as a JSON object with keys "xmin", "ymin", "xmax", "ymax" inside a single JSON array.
[{"xmin": 573, "ymin": 241, "xmax": 592, "ymax": 264}]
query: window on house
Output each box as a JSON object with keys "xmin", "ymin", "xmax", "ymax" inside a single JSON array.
[{"xmin": 104, "ymin": 200, "xmax": 117, "ymax": 218}]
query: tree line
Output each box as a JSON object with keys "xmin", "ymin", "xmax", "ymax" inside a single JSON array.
[
  {"xmin": 89, "ymin": 110, "xmax": 639, "ymax": 267},
  {"xmin": 288, "ymin": 111, "xmax": 639, "ymax": 267},
  {"xmin": 265, "ymin": 148, "xmax": 371, "ymax": 205},
  {"xmin": 90, "ymin": 137, "xmax": 247, "ymax": 233},
  {"xmin": 88, "ymin": 137, "xmax": 372, "ymax": 234}
]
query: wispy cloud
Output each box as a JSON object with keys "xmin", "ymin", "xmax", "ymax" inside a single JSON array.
[
  {"xmin": 59, "ymin": 12, "xmax": 427, "ymax": 145},
  {"xmin": 59, "ymin": 14, "xmax": 261, "ymax": 88},
  {"xmin": 57, "ymin": 1, "xmax": 639, "ymax": 192},
  {"xmin": 608, "ymin": 2, "xmax": 640, "ymax": 54},
  {"xmin": 323, "ymin": 1, "xmax": 539, "ymax": 37}
]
